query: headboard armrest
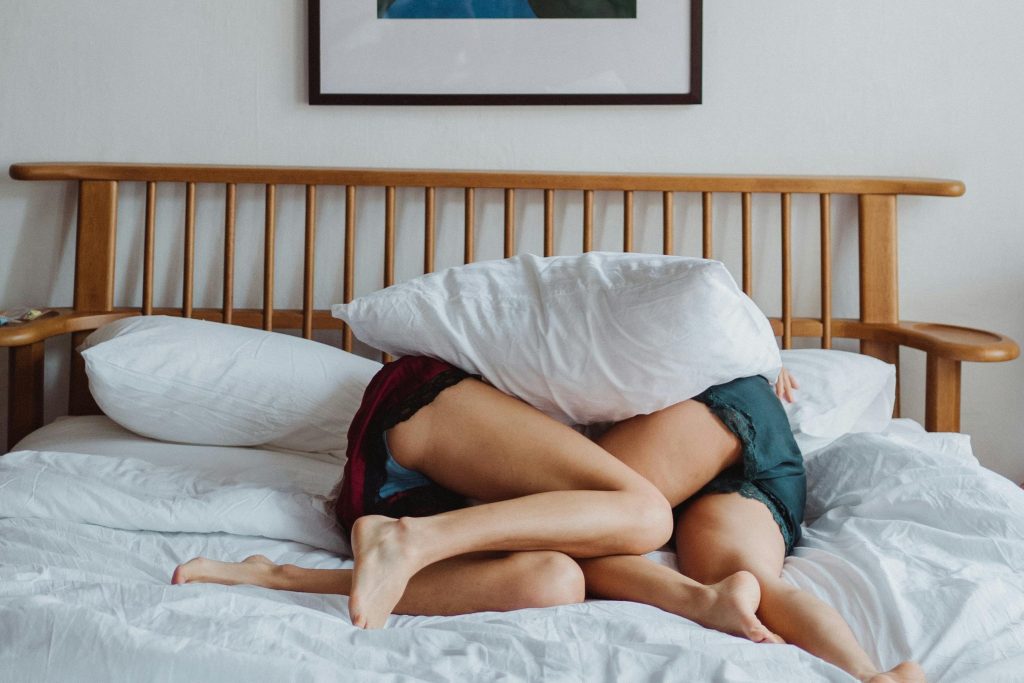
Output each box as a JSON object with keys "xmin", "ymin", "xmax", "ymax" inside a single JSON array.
[
  {"xmin": 858, "ymin": 321, "xmax": 1019, "ymax": 433},
  {"xmin": 3, "ymin": 310, "xmax": 137, "ymax": 450},
  {"xmin": 0, "ymin": 310, "xmax": 135, "ymax": 348},
  {"xmin": 858, "ymin": 321, "xmax": 1019, "ymax": 363}
]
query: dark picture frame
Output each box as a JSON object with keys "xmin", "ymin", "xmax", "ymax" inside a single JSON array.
[{"xmin": 308, "ymin": 0, "xmax": 702, "ymax": 105}]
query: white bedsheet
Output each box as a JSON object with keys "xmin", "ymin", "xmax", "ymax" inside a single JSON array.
[
  {"xmin": 1, "ymin": 419, "xmax": 1023, "ymax": 682},
  {"xmin": 13, "ymin": 414, "xmax": 347, "ymax": 471}
]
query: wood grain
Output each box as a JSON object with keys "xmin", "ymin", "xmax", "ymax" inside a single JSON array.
[
  {"xmin": 11, "ymin": 163, "xmax": 967, "ymax": 196},
  {"xmin": 5, "ymin": 163, "xmax": 1016, "ymax": 445}
]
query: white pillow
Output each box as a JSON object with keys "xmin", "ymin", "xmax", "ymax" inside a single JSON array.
[
  {"xmin": 779, "ymin": 348, "xmax": 896, "ymax": 455},
  {"xmin": 79, "ymin": 316, "xmax": 381, "ymax": 458},
  {"xmin": 333, "ymin": 252, "xmax": 782, "ymax": 425}
]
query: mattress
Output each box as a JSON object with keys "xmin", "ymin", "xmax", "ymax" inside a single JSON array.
[{"xmin": 2, "ymin": 416, "xmax": 1022, "ymax": 682}]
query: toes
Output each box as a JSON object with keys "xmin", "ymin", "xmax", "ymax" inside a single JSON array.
[
  {"xmin": 740, "ymin": 614, "xmax": 785, "ymax": 645},
  {"xmin": 349, "ymin": 601, "xmax": 365, "ymax": 629},
  {"xmin": 170, "ymin": 566, "xmax": 184, "ymax": 585},
  {"xmin": 171, "ymin": 558, "xmax": 204, "ymax": 585},
  {"xmin": 366, "ymin": 609, "xmax": 391, "ymax": 629},
  {"xmin": 348, "ymin": 602, "xmax": 386, "ymax": 630},
  {"xmin": 745, "ymin": 626, "xmax": 767, "ymax": 642},
  {"xmin": 746, "ymin": 625, "xmax": 778, "ymax": 644},
  {"xmin": 353, "ymin": 607, "xmax": 384, "ymax": 630}
]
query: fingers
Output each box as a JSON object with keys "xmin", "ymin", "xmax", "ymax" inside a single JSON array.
[{"xmin": 774, "ymin": 368, "xmax": 798, "ymax": 403}]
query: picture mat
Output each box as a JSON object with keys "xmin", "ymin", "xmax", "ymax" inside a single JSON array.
[{"xmin": 319, "ymin": 1, "xmax": 691, "ymax": 94}]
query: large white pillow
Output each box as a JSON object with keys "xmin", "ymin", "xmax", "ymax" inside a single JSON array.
[
  {"xmin": 779, "ymin": 348, "xmax": 896, "ymax": 455},
  {"xmin": 333, "ymin": 252, "xmax": 782, "ymax": 425},
  {"xmin": 79, "ymin": 316, "xmax": 381, "ymax": 458}
]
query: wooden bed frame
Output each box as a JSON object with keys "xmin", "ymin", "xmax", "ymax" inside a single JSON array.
[{"xmin": 2, "ymin": 163, "xmax": 1018, "ymax": 452}]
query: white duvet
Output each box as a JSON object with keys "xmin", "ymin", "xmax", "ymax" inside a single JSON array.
[{"xmin": 1, "ymin": 424, "xmax": 1023, "ymax": 682}]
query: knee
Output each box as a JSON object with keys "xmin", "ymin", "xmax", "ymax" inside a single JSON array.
[
  {"xmin": 619, "ymin": 487, "xmax": 675, "ymax": 555},
  {"xmin": 502, "ymin": 552, "xmax": 585, "ymax": 609}
]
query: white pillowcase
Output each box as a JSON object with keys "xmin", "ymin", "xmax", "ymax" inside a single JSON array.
[
  {"xmin": 779, "ymin": 348, "xmax": 896, "ymax": 455},
  {"xmin": 80, "ymin": 316, "xmax": 381, "ymax": 458},
  {"xmin": 333, "ymin": 252, "xmax": 782, "ymax": 426}
]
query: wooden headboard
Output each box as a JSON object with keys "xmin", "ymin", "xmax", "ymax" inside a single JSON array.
[{"xmin": 3, "ymin": 163, "xmax": 1018, "ymax": 451}]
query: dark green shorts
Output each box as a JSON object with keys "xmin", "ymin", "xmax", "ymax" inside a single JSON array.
[{"xmin": 686, "ymin": 375, "xmax": 806, "ymax": 554}]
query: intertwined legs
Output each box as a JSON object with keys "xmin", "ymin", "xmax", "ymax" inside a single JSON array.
[
  {"xmin": 579, "ymin": 399, "xmax": 781, "ymax": 641},
  {"xmin": 175, "ymin": 376, "xmax": 667, "ymax": 628},
  {"xmin": 347, "ymin": 378, "xmax": 674, "ymax": 627},
  {"xmin": 582, "ymin": 398, "xmax": 924, "ymax": 682}
]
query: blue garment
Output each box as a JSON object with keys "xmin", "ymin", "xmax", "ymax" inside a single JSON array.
[
  {"xmin": 689, "ymin": 376, "xmax": 806, "ymax": 553},
  {"xmin": 383, "ymin": 0, "xmax": 537, "ymax": 19},
  {"xmin": 378, "ymin": 431, "xmax": 433, "ymax": 500}
]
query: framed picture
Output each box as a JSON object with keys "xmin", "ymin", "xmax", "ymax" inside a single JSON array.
[{"xmin": 308, "ymin": 0, "xmax": 702, "ymax": 105}]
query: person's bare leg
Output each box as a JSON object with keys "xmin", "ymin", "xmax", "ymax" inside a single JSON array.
[
  {"xmin": 578, "ymin": 399, "xmax": 780, "ymax": 642},
  {"xmin": 578, "ymin": 555, "xmax": 780, "ymax": 643},
  {"xmin": 348, "ymin": 378, "xmax": 674, "ymax": 628},
  {"xmin": 676, "ymin": 493, "xmax": 925, "ymax": 683},
  {"xmin": 173, "ymin": 550, "xmax": 585, "ymax": 616}
]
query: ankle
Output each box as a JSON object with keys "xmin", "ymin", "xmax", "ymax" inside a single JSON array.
[
  {"xmin": 392, "ymin": 516, "xmax": 433, "ymax": 566},
  {"xmin": 263, "ymin": 562, "xmax": 291, "ymax": 589},
  {"xmin": 680, "ymin": 580, "xmax": 718, "ymax": 615}
]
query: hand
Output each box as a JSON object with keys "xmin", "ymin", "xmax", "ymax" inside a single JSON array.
[{"xmin": 774, "ymin": 367, "xmax": 799, "ymax": 403}]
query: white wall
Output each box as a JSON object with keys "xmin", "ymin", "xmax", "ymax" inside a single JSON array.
[{"xmin": 2, "ymin": 0, "xmax": 1022, "ymax": 481}]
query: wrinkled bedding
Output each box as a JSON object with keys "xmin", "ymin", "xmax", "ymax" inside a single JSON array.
[{"xmin": 1, "ymin": 420, "xmax": 1022, "ymax": 682}]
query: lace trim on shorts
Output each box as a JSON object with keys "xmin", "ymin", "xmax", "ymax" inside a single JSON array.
[
  {"xmin": 693, "ymin": 387, "xmax": 798, "ymax": 553},
  {"xmin": 327, "ymin": 358, "xmax": 475, "ymax": 535},
  {"xmin": 375, "ymin": 366, "xmax": 474, "ymax": 433},
  {"xmin": 701, "ymin": 478, "xmax": 795, "ymax": 553},
  {"xmin": 696, "ymin": 390, "xmax": 760, "ymax": 480}
]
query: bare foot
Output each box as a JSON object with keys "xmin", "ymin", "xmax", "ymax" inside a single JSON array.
[
  {"xmin": 690, "ymin": 571, "xmax": 784, "ymax": 644},
  {"xmin": 866, "ymin": 662, "xmax": 927, "ymax": 683},
  {"xmin": 349, "ymin": 515, "xmax": 423, "ymax": 629},
  {"xmin": 171, "ymin": 554, "xmax": 275, "ymax": 586}
]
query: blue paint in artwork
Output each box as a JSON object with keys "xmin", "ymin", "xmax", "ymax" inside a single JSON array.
[{"xmin": 383, "ymin": 0, "xmax": 538, "ymax": 19}]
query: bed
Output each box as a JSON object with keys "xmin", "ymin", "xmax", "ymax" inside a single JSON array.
[{"xmin": 2, "ymin": 163, "xmax": 1023, "ymax": 682}]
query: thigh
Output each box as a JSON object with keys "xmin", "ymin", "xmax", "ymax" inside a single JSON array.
[
  {"xmin": 387, "ymin": 378, "xmax": 659, "ymax": 502},
  {"xmin": 673, "ymin": 492, "xmax": 786, "ymax": 585},
  {"xmin": 397, "ymin": 551, "xmax": 584, "ymax": 616},
  {"xmin": 594, "ymin": 399, "xmax": 743, "ymax": 507}
]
